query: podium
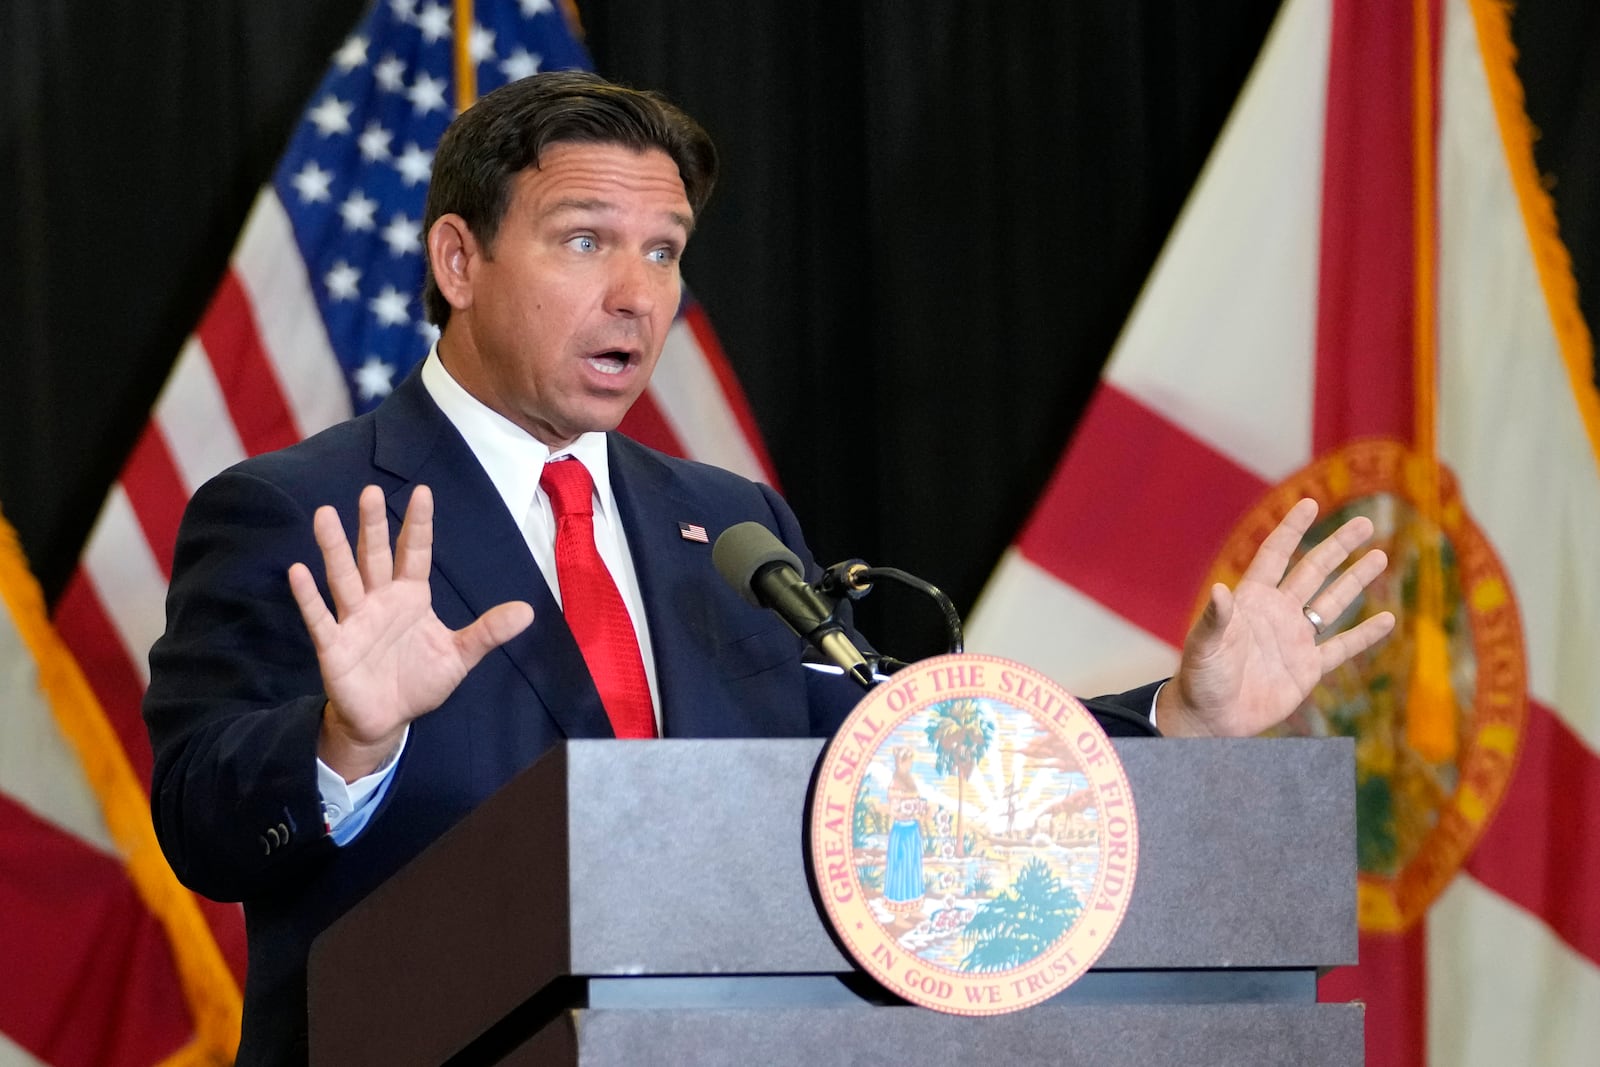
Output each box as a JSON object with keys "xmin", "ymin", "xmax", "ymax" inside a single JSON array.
[{"xmin": 309, "ymin": 738, "xmax": 1361, "ymax": 1066}]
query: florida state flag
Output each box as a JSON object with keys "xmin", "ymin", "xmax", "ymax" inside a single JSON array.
[{"xmin": 969, "ymin": 0, "xmax": 1600, "ymax": 1063}]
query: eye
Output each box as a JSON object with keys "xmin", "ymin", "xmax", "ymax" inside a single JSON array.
[
  {"xmin": 647, "ymin": 246, "xmax": 680, "ymax": 265},
  {"xmin": 566, "ymin": 235, "xmax": 598, "ymax": 253}
]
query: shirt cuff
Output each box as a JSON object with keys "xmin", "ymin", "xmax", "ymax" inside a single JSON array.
[{"xmin": 317, "ymin": 728, "xmax": 409, "ymax": 845}]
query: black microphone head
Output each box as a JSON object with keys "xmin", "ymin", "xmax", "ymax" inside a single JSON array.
[{"xmin": 712, "ymin": 522, "xmax": 804, "ymax": 608}]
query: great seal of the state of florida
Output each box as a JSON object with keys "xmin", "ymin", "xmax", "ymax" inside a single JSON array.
[{"xmin": 809, "ymin": 653, "xmax": 1138, "ymax": 1014}]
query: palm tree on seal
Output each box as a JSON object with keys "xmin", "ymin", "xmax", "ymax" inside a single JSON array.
[
  {"xmin": 925, "ymin": 699, "xmax": 994, "ymax": 858},
  {"xmin": 960, "ymin": 856, "xmax": 1083, "ymax": 972}
]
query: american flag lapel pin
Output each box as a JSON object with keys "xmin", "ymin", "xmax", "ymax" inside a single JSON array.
[{"xmin": 678, "ymin": 521, "xmax": 709, "ymax": 543}]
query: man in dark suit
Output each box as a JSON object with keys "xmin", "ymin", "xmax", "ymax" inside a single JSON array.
[{"xmin": 144, "ymin": 72, "xmax": 1393, "ymax": 1065}]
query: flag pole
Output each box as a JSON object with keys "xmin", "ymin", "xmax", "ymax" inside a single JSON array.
[{"xmin": 453, "ymin": 0, "xmax": 477, "ymax": 111}]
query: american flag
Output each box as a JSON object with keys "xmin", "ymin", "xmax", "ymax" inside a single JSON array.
[{"xmin": 9, "ymin": 1, "xmax": 774, "ymax": 1062}]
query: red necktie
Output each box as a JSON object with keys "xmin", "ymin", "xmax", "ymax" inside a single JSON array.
[{"xmin": 540, "ymin": 457, "xmax": 657, "ymax": 739}]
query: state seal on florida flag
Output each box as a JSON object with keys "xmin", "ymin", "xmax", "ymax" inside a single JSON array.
[
  {"xmin": 1206, "ymin": 442, "xmax": 1527, "ymax": 932},
  {"xmin": 809, "ymin": 654, "xmax": 1137, "ymax": 1014}
]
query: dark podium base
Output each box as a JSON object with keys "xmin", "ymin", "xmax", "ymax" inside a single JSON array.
[{"xmin": 510, "ymin": 1002, "xmax": 1364, "ymax": 1066}]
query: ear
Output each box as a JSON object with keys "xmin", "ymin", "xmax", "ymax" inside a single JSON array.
[{"xmin": 427, "ymin": 213, "xmax": 480, "ymax": 312}]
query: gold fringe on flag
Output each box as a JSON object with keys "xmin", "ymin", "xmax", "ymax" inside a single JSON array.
[
  {"xmin": 1468, "ymin": 0, "xmax": 1600, "ymax": 474},
  {"xmin": 0, "ymin": 508, "xmax": 242, "ymax": 1066}
]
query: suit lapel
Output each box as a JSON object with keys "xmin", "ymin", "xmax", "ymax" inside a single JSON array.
[{"xmin": 370, "ymin": 373, "xmax": 614, "ymax": 740}]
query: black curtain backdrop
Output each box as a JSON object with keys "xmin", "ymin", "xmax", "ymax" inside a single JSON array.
[{"xmin": 2, "ymin": 1, "xmax": 1595, "ymax": 661}]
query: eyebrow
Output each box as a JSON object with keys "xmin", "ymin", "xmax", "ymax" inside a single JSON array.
[{"xmin": 546, "ymin": 197, "xmax": 694, "ymax": 235}]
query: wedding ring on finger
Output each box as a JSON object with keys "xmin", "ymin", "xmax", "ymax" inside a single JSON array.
[{"xmin": 1302, "ymin": 604, "xmax": 1328, "ymax": 636}]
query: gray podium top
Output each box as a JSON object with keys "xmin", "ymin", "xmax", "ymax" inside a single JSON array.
[{"xmin": 310, "ymin": 737, "xmax": 1354, "ymax": 1065}]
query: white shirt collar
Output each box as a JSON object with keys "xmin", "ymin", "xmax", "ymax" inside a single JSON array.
[{"xmin": 419, "ymin": 348, "xmax": 616, "ymax": 522}]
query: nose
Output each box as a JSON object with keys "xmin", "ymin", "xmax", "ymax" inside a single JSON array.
[{"xmin": 603, "ymin": 254, "xmax": 657, "ymax": 319}]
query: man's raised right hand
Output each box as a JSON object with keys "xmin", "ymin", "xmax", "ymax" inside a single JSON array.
[{"xmin": 287, "ymin": 484, "xmax": 535, "ymax": 781}]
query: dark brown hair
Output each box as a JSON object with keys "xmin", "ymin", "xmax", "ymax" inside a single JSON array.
[{"xmin": 421, "ymin": 70, "xmax": 717, "ymax": 326}]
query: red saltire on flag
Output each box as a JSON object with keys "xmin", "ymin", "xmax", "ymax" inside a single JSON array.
[
  {"xmin": 18, "ymin": 0, "xmax": 774, "ymax": 1063},
  {"xmin": 969, "ymin": 0, "xmax": 1600, "ymax": 1064}
]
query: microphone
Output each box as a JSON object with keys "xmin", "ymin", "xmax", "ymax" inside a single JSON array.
[{"xmin": 712, "ymin": 522, "xmax": 875, "ymax": 689}]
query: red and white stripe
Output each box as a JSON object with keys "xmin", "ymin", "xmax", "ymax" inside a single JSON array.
[{"xmin": 969, "ymin": 0, "xmax": 1600, "ymax": 1063}]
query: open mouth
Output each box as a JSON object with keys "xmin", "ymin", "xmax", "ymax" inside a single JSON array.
[
  {"xmin": 584, "ymin": 349, "xmax": 636, "ymax": 376},
  {"xmin": 585, "ymin": 348, "xmax": 640, "ymax": 377}
]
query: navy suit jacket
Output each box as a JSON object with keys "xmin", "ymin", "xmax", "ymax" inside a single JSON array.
[{"xmin": 144, "ymin": 370, "xmax": 1158, "ymax": 1064}]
